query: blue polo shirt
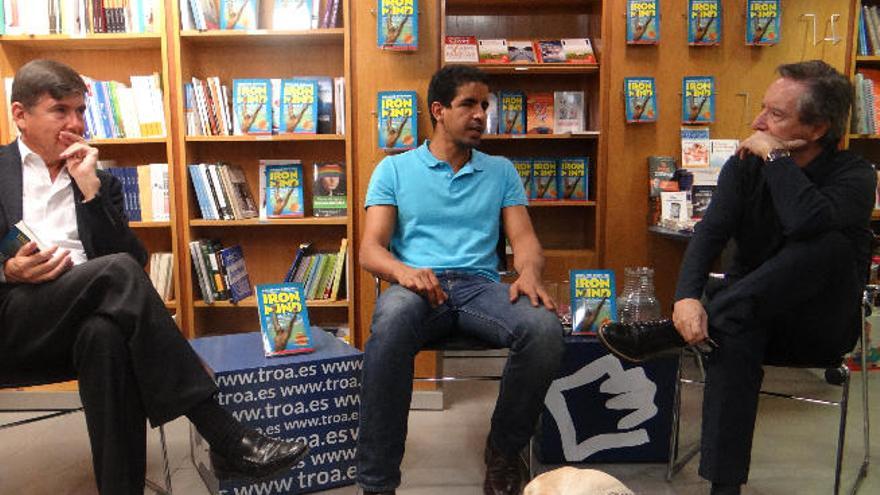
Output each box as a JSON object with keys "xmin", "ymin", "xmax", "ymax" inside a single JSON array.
[{"xmin": 365, "ymin": 140, "xmax": 528, "ymax": 281}]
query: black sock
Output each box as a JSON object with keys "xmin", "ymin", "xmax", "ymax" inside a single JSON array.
[
  {"xmin": 710, "ymin": 483, "xmax": 741, "ymax": 495},
  {"xmin": 186, "ymin": 396, "xmax": 248, "ymax": 457}
]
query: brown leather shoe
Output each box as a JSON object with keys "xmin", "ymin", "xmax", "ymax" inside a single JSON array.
[{"xmin": 484, "ymin": 438, "xmax": 527, "ymax": 495}]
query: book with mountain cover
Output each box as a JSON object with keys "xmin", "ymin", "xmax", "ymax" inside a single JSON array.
[
  {"xmin": 313, "ymin": 162, "xmax": 347, "ymax": 217},
  {"xmin": 627, "ymin": 0, "xmax": 660, "ymax": 44},
  {"xmin": 261, "ymin": 160, "xmax": 304, "ymax": 218},
  {"xmin": 624, "ymin": 77, "xmax": 657, "ymax": 123},
  {"xmin": 570, "ymin": 270, "xmax": 617, "ymax": 336},
  {"xmin": 377, "ymin": 91, "xmax": 417, "ymax": 151},
  {"xmin": 688, "ymin": 0, "xmax": 721, "ymax": 45},
  {"xmin": 256, "ymin": 283, "xmax": 315, "ymax": 357},
  {"xmin": 377, "ymin": 0, "xmax": 418, "ymax": 50},
  {"xmin": 279, "ymin": 79, "xmax": 319, "ymax": 134},
  {"xmin": 232, "ymin": 79, "xmax": 271, "ymax": 135},
  {"xmin": 531, "ymin": 159, "xmax": 558, "ymax": 200},
  {"xmin": 559, "ymin": 157, "xmax": 588, "ymax": 200}
]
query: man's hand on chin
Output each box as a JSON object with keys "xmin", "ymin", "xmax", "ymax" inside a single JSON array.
[
  {"xmin": 736, "ymin": 131, "xmax": 806, "ymax": 161},
  {"xmin": 59, "ymin": 131, "xmax": 100, "ymax": 200}
]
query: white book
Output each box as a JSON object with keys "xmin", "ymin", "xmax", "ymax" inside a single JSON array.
[
  {"xmin": 680, "ymin": 127, "xmax": 711, "ymax": 169},
  {"xmin": 272, "ymin": 0, "xmax": 313, "ymax": 30},
  {"xmin": 553, "ymin": 91, "xmax": 585, "ymax": 134},
  {"xmin": 180, "ymin": 0, "xmax": 195, "ymax": 31},
  {"xmin": 150, "ymin": 163, "xmax": 170, "ymax": 221},
  {"xmin": 333, "ymin": 76, "xmax": 345, "ymax": 135},
  {"xmin": 116, "ymin": 85, "xmax": 143, "ymax": 139}
]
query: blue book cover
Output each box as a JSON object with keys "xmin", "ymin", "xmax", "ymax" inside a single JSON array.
[
  {"xmin": 511, "ymin": 158, "xmax": 532, "ymax": 198},
  {"xmin": 377, "ymin": 91, "xmax": 417, "ymax": 150},
  {"xmin": 377, "ymin": 0, "xmax": 418, "ymax": 50},
  {"xmin": 0, "ymin": 221, "xmax": 45, "ymax": 262},
  {"xmin": 220, "ymin": 0, "xmax": 258, "ymax": 30},
  {"xmin": 569, "ymin": 270, "xmax": 617, "ymax": 336},
  {"xmin": 682, "ymin": 76, "xmax": 715, "ymax": 124},
  {"xmin": 531, "ymin": 158, "xmax": 558, "ymax": 201},
  {"xmin": 626, "ymin": 0, "xmax": 659, "ymax": 44},
  {"xmin": 279, "ymin": 79, "xmax": 319, "ymax": 134},
  {"xmin": 263, "ymin": 160, "xmax": 305, "ymax": 218},
  {"xmin": 219, "ymin": 245, "xmax": 253, "ymax": 303},
  {"xmin": 746, "ymin": 0, "xmax": 780, "ymax": 46},
  {"xmin": 499, "ymin": 91, "xmax": 526, "ymax": 134},
  {"xmin": 558, "ymin": 157, "xmax": 589, "ymax": 201},
  {"xmin": 624, "ymin": 77, "xmax": 657, "ymax": 123},
  {"xmin": 256, "ymin": 283, "xmax": 314, "ymax": 357},
  {"xmin": 232, "ymin": 79, "xmax": 272, "ymax": 135},
  {"xmin": 688, "ymin": 0, "xmax": 721, "ymax": 46}
]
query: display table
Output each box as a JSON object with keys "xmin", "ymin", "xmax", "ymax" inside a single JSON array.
[
  {"xmin": 538, "ymin": 335, "xmax": 678, "ymax": 463},
  {"xmin": 189, "ymin": 329, "xmax": 362, "ymax": 494}
]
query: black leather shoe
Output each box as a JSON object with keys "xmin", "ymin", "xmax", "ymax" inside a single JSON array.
[
  {"xmin": 598, "ymin": 319, "xmax": 686, "ymax": 363},
  {"xmin": 210, "ymin": 430, "xmax": 309, "ymax": 481},
  {"xmin": 483, "ymin": 438, "xmax": 526, "ymax": 495}
]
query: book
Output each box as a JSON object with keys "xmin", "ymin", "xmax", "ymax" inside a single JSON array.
[
  {"xmin": 570, "ymin": 270, "xmax": 617, "ymax": 336},
  {"xmin": 746, "ymin": 0, "xmax": 780, "ymax": 46},
  {"xmin": 626, "ymin": 0, "xmax": 659, "ymax": 44},
  {"xmin": 709, "ymin": 139, "xmax": 738, "ymax": 169},
  {"xmin": 682, "ymin": 76, "xmax": 715, "ymax": 124},
  {"xmin": 526, "ymin": 92, "xmax": 554, "ymax": 134},
  {"xmin": 511, "ymin": 158, "xmax": 532, "ymax": 198},
  {"xmin": 329, "ymin": 238, "xmax": 348, "ymax": 300},
  {"xmin": 377, "ymin": 0, "xmax": 418, "ymax": 51},
  {"xmin": 377, "ymin": 91, "xmax": 417, "ymax": 151},
  {"xmin": 648, "ymin": 156, "xmax": 678, "ymax": 198},
  {"xmin": 660, "ymin": 191, "xmax": 691, "ymax": 226},
  {"xmin": 681, "ymin": 127, "xmax": 711, "ymax": 168},
  {"xmin": 283, "ymin": 242, "xmax": 312, "ymax": 283},
  {"xmin": 478, "ymin": 39, "xmax": 509, "ymax": 64},
  {"xmin": 691, "ymin": 185, "xmax": 715, "ymax": 220},
  {"xmin": 553, "ymin": 91, "xmax": 585, "ymax": 134},
  {"xmin": 624, "ymin": 77, "xmax": 657, "ymax": 123},
  {"xmin": 499, "ymin": 91, "xmax": 526, "ymax": 134},
  {"xmin": 279, "ymin": 79, "xmax": 319, "ymax": 134},
  {"xmin": 221, "ymin": 0, "xmax": 258, "ymax": 30},
  {"xmin": 558, "ymin": 157, "xmax": 589, "ymax": 201},
  {"xmin": 561, "ymin": 38, "xmax": 597, "ymax": 64},
  {"xmin": 191, "ymin": 0, "xmax": 221, "ymax": 30},
  {"xmin": 232, "ymin": 79, "xmax": 271, "ymax": 135},
  {"xmin": 485, "ymin": 92, "xmax": 499, "ymax": 134},
  {"xmin": 219, "ymin": 245, "xmax": 253, "ymax": 303},
  {"xmin": 272, "ymin": 0, "xmax": 313, "ymax": 30},
  {"xmin": 0, "ymin": 220, "xmax": 48, "ymax": 262},
  {"xmin": 256, "ymin": 283, "xmax": 315, "ymax": 357},
  {"xmin": 444, "ymin": 35, "xmax": 479, "ymax": 63},
  {"xmin": 531, "ymin": 158, "xmax": 558, "ymax": 201},
  {"xmin": 262, "ymin": 160, "xmax": 305, "ymax": 218},
  {"xmin": 507, "ymin": 40, "xmax": 537, "ymax": 64},
  {"xmin": 312, "ymin": 162, "xmax": 347, "ymax": 217},
  {"xmin": 688, "ymin": 0, "xmax": 721, "ymax": 45},
  {"xmin": 534, "ymin": 40, "xmax": 566, "ymax": 63},
  {"xmin": 224, "ymin": 163, "xmax": 259, "ymax": 219}
]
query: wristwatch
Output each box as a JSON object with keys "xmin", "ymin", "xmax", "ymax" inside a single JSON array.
[{"xmin": 765, "ymin": 148, "xmax": 791, "ymax": 163}]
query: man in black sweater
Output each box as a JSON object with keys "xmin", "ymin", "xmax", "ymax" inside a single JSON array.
[{"xmin": 600, "ymin": 60, "xmax": 875, "ymax": 494}]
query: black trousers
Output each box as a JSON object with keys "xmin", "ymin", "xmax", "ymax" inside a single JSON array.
[
  {"xmin": 698, "ymin": 231, "xmax": 863, "ymax": 485},
  {"xmin": 0, "ymin": 253, "xmax": 217, "ymax": 494}
]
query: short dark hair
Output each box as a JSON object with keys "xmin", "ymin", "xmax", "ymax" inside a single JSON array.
[
  {"xmin": 427, "ymin": 65, "xmax": 490, "ymax": 127},
  {"xmin": 777, "ymin": 60, "xmax": 853, "ymax": 148},
  {"xmin": 11, "ymin": 59, "xmax": 87, "ymax": 109}
]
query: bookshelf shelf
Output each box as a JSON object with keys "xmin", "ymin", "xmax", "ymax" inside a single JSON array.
[
  {"xmin": 194, "ymin": 298, "xmax": 349, "ymax": 308},
  {"xmin": 189, "ymin": 218, "xmax": 348, "ymax": 227},
  {"xmin": 482, "ymin": 132, "xmax": 599, "ymax": 140},
  {"xmin": 0, "ymin": 33, "xmax": 162, "ymax": 50},
  {"xmin": 90, "ymin": 137, "xmax": 168, "ymax": 145},
  {"xmin": 129, "ymin": 221, "xmax": 172, "ymax": 229},
  {"xmin": 448, "ymin": 63, "xmax": 599, "ymax": 75},
  {"xmin": 180, "ymin": 29, "xmax": 344, "ymax": 47},
  {"xmin": 185, "ymin": 134, "xmax": 345, "ymax": 142},
  {"xmin": 445, "ymin": 0, "xmax": 600, "ymax": 15}
]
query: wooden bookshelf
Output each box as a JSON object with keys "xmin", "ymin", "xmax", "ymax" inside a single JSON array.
[{"xmin": 170, "ymin": 0, "xmax": 354, "ymax": 338}]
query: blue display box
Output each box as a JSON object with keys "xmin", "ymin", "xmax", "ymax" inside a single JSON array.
[
  {"xmin": 538, "ymin": 335, "xmax": 677, "ymax": 463},
  {"xmin": 189, "ymin": 329, "xmax": 362, "ymax": 494}
]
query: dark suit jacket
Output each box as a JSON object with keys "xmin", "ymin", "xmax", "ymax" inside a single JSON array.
[{"xmin": 0, "ymin": 140, "xmax": 147, "ymax": 297}]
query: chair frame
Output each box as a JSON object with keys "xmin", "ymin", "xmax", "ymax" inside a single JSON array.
[
  {"xmin": 665, "ymin": 288, "xmax": 873, "ymax": 495},
  {"xmin": 0, "ymin": 382, "xmax": 174, "ymax": 495}
]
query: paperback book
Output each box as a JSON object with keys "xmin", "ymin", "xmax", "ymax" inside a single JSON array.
[
  {"xmin": 531, "ymin": 158, "xmax": 558, "ymax": 201},
  {"xmin": 486, "ymin": 92, "xmax": 499, "ymax": 134},
  {"xmin": 232, "ymin": 79, "xmax": 271, "ymax": 135},
  {"xmin": 377, "ymin": 91, "xmax": 417, "ymax": 151},
  {"xmin": 570, "ymin": 270, "xmax": 617, "ymax": 336},
  {"xmin": 312, "ymin": 162, "xmax": 347, "ymax": 217},
  {"xmin": 221, "ymin": 0, "xmax": 258, "ymax": 30},
  {"xmin": 261, "ymin": 160, "xmax": 305, "ymax": 218},
  {"xmin": 190, "ymin": 0, "xmax": 221, "ymax": 30},
  {"xmin": 561, "ymin": 38, "xmax": 597, "ymax": 64},
  {"xmin": 219, "ymin": 245, "xmax": 253, "ymax": 303},
  {"xmin": 746, "ymin": 0, "xmax": 780, "ymax": 46},
  {"xmin": 554, "ymin": 91, "xmax": 585, "ymax": 134},
  {"xmin": 271, "ymin": 0, "xmax": 313, "ymax": 30},
  {"xmin": 444, "ymin": 35, "xmax": 479, "ymax": 63},
  {"xmin": 626, "ymin": 0, "xmax": 659, "ymax": 44},
  {"xmin": 478, "ymin": 39, "xmax": 509, "ymax": 64},
  {"xmin": 377, "ymin": 0, "xmax": 418, "ymax": 50},
  {"xmin": 511, "ymin": 158, "xmax": 532, "ymax": 198},
  {"xmin": 648, "ymin": 156, "xmax": 678, "ymax": 198},
  {"xmin": 688, "ymin": 0, "xmax": 721, "ymax": 45},
  {"xmin": 682, "ymin": 76, "xmax": 715, "ymax": 124},
  {"xmin": 558, "ymin": 157, "xmax": 589, "ymax": 201},
  {"xmin": 499, "ymin": 91, "xmax": 526, "ymax": 134},
  {"xmin": 279, "ymin": 79, "xmax": 319, "ymax": 134},
  {"xmin": 256, "ymin": 283, "xmax": 315, "ymax": 357},
  {"xmin": 691, "ymin": 185, "xmax": 715, "ymax": 220},
  {"xmin": 681, "ymin": 127, "xmax": 711, "ymax": 168},
  {"xmin": 526, "ymin": 92, "xmax": 554, "ymax": 134},
  {"xmin": 624, "ymin": 77, "xmax": 657, "ymax": 123},
  {"xmin": 534, "ymin": 40, "xmax": 566, "ymax": 63},
  {"xmin": 507, "ymin": 40, "xmax": 537, "ymax": 64},
  {"xmin": 0, "ymin": 220, "xmax": 47, "ymax": 262}
]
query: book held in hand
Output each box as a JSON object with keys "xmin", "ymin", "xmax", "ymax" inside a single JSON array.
[
  {"xmin": 570, "ymin": 270, "xmax": 617, "ymax": 336},
  {"xmin": 256, "ymin": 283, "xmax": 315, "ymax": 357},
  {"xmin": 0, "ymin": 221, "xmax": 47, "ymax": 262}
]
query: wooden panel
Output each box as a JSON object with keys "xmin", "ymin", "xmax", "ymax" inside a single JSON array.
[{"xmin": 602, "ymin": 0, "xmax": 854, "ymax": 314}]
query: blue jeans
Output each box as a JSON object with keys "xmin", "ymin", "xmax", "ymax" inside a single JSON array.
[{"xmin": 356, "ymin": 272, "xmax": 564, "ymax": 492}]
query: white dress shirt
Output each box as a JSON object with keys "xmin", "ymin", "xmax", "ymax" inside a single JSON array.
[{"xmin": 18, "ymin": 138, "xmax": 88, "ymax": 266}]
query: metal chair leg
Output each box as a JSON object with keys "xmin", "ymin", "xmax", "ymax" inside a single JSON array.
[
  {"xmin": 666, "ymin": 351, "xmax": 685, "ymax": 481},
  {"xmin": 145, "ymin": 424, "xmax": 173, "ymax": 494},
  {"xmin": 834, "ymin": 367, "xmax": 850, "ymax": 495}
]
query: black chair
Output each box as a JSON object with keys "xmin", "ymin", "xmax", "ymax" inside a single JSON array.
[
  {"xmin": 0, "ymin": 372, "xmax": 174, "ymax": 494},
  {"xmin": 665, "ymin": 286, "xmax": 873, "ymax": 495}
]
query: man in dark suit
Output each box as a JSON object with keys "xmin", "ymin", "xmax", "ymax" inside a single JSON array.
[{"xmin": 0, "ymin": 59, "xmax": 308, "ymax": 494}]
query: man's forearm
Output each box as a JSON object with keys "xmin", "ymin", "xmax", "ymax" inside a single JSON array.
[
  {"xmin": 512, "ymin": 238, "xmax": 544, "ymax": 280},
  {"xmin": 360, "ymin": 243, "xmax": 411, "ymax": 284}
]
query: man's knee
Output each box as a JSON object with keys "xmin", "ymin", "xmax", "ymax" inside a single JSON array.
[
  {"xmin": 73, "ymin": 316, "xmax": 127, "ymax": 367},
  {"xmin": 372, "ymin": 285, "xmax": 429, "ymax": 331},
  {"xmin": 515, "ymin": 307, "xmax": 565, "ymax": 360}
]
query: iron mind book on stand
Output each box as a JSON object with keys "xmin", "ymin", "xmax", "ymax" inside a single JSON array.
[
  {"xmin": 570, "ymin": 270, "xmax": 617, "ymax": 336},
  {"xmin": 256, "ymin": 283, "xmax": 315, "ymax": 357}
]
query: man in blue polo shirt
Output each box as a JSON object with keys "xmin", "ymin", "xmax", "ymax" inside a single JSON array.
[{"xmin": 356, "ymin": 65, "xmax": 564, "ymax": 495}]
